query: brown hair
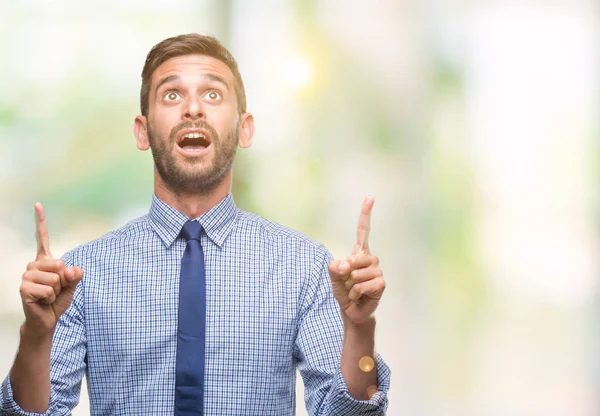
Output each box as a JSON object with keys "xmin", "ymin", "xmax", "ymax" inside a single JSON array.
[{"xmin": 140, "ymin": 34, "xmax": 246, "ymax": 116}]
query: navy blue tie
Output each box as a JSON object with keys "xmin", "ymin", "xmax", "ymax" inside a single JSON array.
[{"xmin": 175, "ymin": 220, "xmax": 206, "ymax": 415}]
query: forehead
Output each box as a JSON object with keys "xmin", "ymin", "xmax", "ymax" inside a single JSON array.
[{"xmin": 151, "ymin": 54, "xmax": 234, "ymax": 87}]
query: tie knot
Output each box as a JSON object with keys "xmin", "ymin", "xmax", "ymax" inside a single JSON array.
[{"xmin": 181, "ymin": 220, "xmax": 202, "ymax": 242}]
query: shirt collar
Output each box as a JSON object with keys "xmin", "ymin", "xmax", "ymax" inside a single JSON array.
[{"xmin": 147, "ymin": 193, "xmax": 239, "ymax": 248}]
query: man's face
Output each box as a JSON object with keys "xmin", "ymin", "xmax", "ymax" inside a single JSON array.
[{"xmin": 138, "ymin": 54, "xmax": 247, "ymax": 195}]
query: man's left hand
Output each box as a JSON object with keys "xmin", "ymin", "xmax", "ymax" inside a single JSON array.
[{"xmin": 328, "ymin": 196, "xmax": 385, "ymax": 329}]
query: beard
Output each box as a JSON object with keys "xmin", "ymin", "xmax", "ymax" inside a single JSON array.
[{"xmin": 147, "ymin": 119, "xmax": 239, "ymax": 195}]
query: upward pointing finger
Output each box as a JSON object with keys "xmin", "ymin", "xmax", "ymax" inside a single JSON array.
[
  {"xmin": 35, "ymin": 202, "xmax": 51, "ymax": 259},
  {"xmin": 354, "ymin": 196, "xmax": 374, "ymax": 254}
]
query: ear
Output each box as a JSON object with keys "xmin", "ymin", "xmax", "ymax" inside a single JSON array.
[
  {"xmin": 238, "ymin": 112, "xmax": 255, "ymax": 149},
  {"xmin": 134, "ymin": 115, "xmax": 150, "ymax": 151}
]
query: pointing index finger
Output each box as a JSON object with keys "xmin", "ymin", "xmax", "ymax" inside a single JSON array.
[
  {"xmin": 35, "ymin": 202, "xmax": 51, "ymax": 259},
  {"xmin": 354, "ymin": 196, "xmax": 374, "ymax": 254}
]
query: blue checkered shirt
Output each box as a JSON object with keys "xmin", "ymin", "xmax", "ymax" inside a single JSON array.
[{"xmin": 1, "ymin": 194, "xmax": 390, "ymax": 415}]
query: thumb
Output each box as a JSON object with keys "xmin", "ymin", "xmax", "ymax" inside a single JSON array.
[
  {"xmin": 64, "ymin": 266, "xmax": 84, "ymax": 287},
  {"xmin": 328, "ymin": 259, "xmax": 350, "ymax": 281},
  {"xmin": 52, "ymin": 267, "xmax": 84, "ymax": 317}
]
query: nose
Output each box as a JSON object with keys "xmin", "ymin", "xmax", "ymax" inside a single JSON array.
[{"xmin": 183, "ymin": 95, "xmax": 204, "ymax": 120}]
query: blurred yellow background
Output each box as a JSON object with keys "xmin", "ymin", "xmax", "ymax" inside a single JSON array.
[{"xmin": 0, "ymin": 1, "xmax": 598, "ymax": 415}]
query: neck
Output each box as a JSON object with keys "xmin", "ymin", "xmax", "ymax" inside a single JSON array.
[{"xmin": 154, "ymin": 169, "xmax": 233, "ymax": 218}]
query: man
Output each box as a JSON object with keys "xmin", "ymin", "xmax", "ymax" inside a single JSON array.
[{"xmin": 1, "ymin": 34, "xmax": 390, "ymax": 415}]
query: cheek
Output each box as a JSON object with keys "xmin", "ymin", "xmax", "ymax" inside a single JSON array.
[
  {"xmin": 155, "ymin": 108, "xmax": 176, "ymax": 126},
  {"xmin": 211, "ymin": 112, "xmax": 238, "ymax": 134},
  {"xmin": 150, "ymin": 110, "xmax": 178, "ymax": 135}
]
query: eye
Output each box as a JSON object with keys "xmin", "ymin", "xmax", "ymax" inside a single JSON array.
[
  {"xmin": 163, "ymin": 91, "xmax": 181, "ymax": 101},
  {"xmin": 204, "ymin": 90, "xmax": 222, "ymax": 101}
]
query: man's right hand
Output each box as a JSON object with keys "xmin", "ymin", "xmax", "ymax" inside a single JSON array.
[{"xmin": 19, "ymin": 202, "xmax": 84, "ymax": 336}]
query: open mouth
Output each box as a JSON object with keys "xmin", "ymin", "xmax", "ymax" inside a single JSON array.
[
  {"xmin": 176, "ymin": 130, "xmax": 212, "ymax": 156},
  {"xmin": 178, "ymin": 131, "xmax": 211, "ymax": 149}
]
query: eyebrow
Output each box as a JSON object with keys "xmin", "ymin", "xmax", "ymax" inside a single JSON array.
[
  {"xmin": 204, "ymin": 73, "xmax": 229, "ymax": 90},
  {"xmin": 154, "ymin": 73, "xmax": 230, "ymax": 97},
  {"xmin": 154, "ymin": 74, "xmax": 180, "ymax": 95}
]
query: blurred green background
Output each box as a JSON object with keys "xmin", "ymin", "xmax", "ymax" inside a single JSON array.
[{"xmin": 0, "ymin": 1, "xmax": 598, "ymax": 415}]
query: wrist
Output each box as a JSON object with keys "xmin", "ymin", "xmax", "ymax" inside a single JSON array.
[
  {"xmin": 20, "ymin": 322, "xmax": 55, "ymax": 344},
  {"xmin": 343, "ymin": 316, "xmax": 376, "ymax": 335}
]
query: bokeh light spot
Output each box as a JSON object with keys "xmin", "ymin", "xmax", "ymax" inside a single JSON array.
[
  {"xmin": 367, "ymin": 384, "xmax": 378, "ymax": 399},
  {"xmin": 285, "ymin": 56, "xmax": 313, "ymax": 90},
  {"xmin": 358, "ymin": 356, "xmax": 375, "ymax": 372}
]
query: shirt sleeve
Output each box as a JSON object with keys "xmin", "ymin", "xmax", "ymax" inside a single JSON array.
[
  {"xmin": 294, "ymin": 246, "xmax": 391, "ymax": 416},
  {"xmin": 0, "ymin": 251, "xmax": 87, "ymax": 416}
]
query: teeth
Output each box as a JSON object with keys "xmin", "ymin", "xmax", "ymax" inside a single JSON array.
[{"xmin": 183, "ymin": 132, "xmax": 204, "ymax": 139}]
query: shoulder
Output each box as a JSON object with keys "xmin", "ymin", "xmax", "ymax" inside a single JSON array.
[
  {"xmin": 60, "ymin": 215, "xmax": 151, "ymax": 265},
  {"xmin": 235, "ymin": 209, "xmax": 333, "ymax": 262}
]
